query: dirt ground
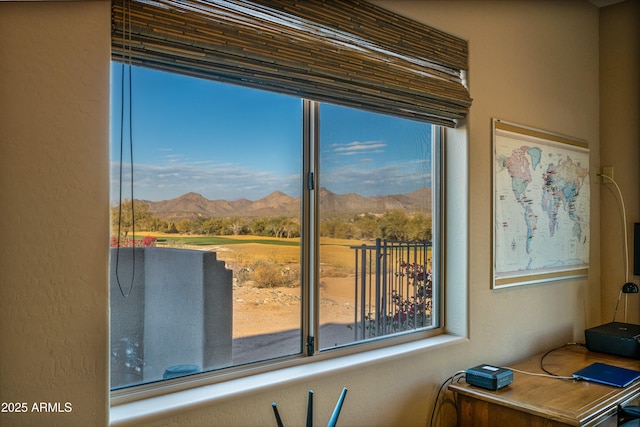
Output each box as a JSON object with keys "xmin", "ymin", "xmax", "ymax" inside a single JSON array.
[
  {"xmin": 232, "ymin": 276, "xmax": 358, "ymax": 364},
  {"xmin": 177, "ymin": 242, "xmax": 365, "ymax": 364}
]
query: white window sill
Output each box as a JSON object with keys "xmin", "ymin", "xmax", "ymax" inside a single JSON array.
[{"xmin": 109, "ymin": 334, "xmax": 467, "ymax": 426}]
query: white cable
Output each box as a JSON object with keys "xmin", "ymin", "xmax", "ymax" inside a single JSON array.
[
  {"xmin": 601, "ymin": 174, "xmax": 629, "ymax": 283},
  {"xmin": 502, "ymin": 366, "xmax": 575, "ymax": 380},
  {"xmin": 602, "ymin": 173, "xmax": 631, "ymax": 322}
]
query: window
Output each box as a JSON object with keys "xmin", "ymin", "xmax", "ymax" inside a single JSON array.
[
  {"xmin": 317, "ymin": 103, "xmax": 437, "ymax": 349},
  {"xmin": 110, "ymin": 0, "xmax": 470, "ymax": 393},
  {"xmin": 110, "ymin": 64, "xmax": 439, "ymax": 389}
]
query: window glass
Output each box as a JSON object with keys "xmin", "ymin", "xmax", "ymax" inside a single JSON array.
[
  {"xmin": 110, "ymin": 65, "xmax": 302, "ymax": 389},
  {"xmin": 318, "ymin": 104, "xmax": 434, "ymax": 349},
  {"xmin": 109, "ymin": 64, "xmax": 438, "ymax": 391}
]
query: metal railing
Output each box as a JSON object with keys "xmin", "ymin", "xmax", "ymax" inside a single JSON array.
[{"xmin": 351, "ymin": 238, "xmax": 433, "ymax": 340}]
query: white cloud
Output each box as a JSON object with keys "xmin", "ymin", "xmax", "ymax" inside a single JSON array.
[
  {"xmin": 330, "ymin": 140, "xmax": 387, "ymax": 155},
  {"xmin": 110, "ymin": 161, "xmax": 299, "ymax": 202}
]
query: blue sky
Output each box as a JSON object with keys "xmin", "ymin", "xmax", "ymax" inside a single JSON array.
[{"xmin": 111, "ymin": 64, "xmax": 431, "ymax": 202}]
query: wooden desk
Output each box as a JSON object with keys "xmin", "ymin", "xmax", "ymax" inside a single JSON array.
[{"xmin": 449, "ymin": 345, "xmax": 640, "ymax": 426}]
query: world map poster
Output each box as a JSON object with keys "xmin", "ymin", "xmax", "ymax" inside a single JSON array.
[{"xmin": 492, "ymin": 120, "xmax": 590, "ymax": 288}]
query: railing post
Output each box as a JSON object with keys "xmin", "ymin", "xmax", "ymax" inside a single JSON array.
[
  {"xmin": 405, "ymin": 242, "xmax": 411, "ymax": 330},
  {"xmin": 359, "ymin": 244, "xmax": 367, "ymax": 340},
  {"xmin": 380, "ymin": 239, "xmax": 387, "ymax": 335},
  {"xmin": 374, "ymin": 238, "xmax": 382, "ymax": 337},
  {"xmin": 353, "ymin": 246, "xmax": 358, "ymax": 342}
]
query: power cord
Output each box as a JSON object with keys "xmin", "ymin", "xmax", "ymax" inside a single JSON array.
[
  {"xmin": 114, "ymin": 0, "xmax": 136, "ymax": 298},
  {"xmin": 433, "ymin": 344, "xmax": 586, "ymax": 426},
  {"xmin": 539, "ymin": 342, "xmax": 586, "ymax": 376},
  {"xmin": 428, "ymin": 370, "xmax": 465, "ymax": 427}
]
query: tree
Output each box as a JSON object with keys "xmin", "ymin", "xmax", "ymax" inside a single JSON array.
[
  {"xmin": 378, "ymin": 210, "xmax": 409, "ymax": 240},
  {"xmin": 110, "ymin": 200, "xmax": 156, "ymax": 237},
  {"xmin": 280, "ymin": 217, "xmax": 300, "ymax": 238},
  {"xmin": 407, "ymin": 213, "xmax": 432, "ymax": 241},
  {"xmin": 249, "ymin": 217, "xmax": 268, "ymax": 236},
  {"xmin": 353, "ymin": 214, "xmax": 378, "ymax": 239},
  {"xmin": 175, "ymin": 219, "xmax": 194, "ymax": 235},
  {"xmin": 224, "ymin": 216, "xmax": 246, "ymax": 235},
  {"xmin": 202, "ymin": 217, "xmax": 225, "ymax": 235}
]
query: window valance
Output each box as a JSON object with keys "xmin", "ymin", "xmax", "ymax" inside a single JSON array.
[{"xmin": 112, "ymin": 0, "xmax": 471, "ymax": 127}]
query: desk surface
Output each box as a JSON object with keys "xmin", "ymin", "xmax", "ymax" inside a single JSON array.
[{"xmin": 449, "ymin": 345, "xmax": 640, "ymax": 426}]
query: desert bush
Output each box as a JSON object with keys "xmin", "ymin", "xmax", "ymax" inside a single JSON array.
[
  {"xmin": 320, "ymin": 266, "xmax": 350, "ymax": 278},
  {"xmin": 249, "ymin": 260, "xmax": 299, "ymax": 288}
]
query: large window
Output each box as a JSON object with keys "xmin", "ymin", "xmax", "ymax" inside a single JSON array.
[
  {"xmin": 109, "ymin": 64, "xmax": 439, "ymax": 390},
  {"xmin": 109, "ymin": 0, "xmax": 471, "ymax": 394}
]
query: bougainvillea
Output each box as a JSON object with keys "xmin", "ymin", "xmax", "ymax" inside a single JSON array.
[
  {"xmin": 391, "ymin": 261, "xmax": 432, "ymax": 330},
  {"xmin": 110, "ymin": 235, "xmax": 158, "ymax": 248}
]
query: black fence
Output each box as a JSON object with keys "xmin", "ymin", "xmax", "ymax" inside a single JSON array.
[{"xmin": 351, "ymin": 238, "xmax": 433, "ymax": 340}]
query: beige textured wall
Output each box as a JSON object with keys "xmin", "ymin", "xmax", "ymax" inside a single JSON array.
[
  {"xmin": 0, "ymin": 1, "xmax": 110, "ymax": 426},
  {"xmin": 599, "ymin": 1, "xmax": 640, "ymax": 325},
  {"xmin": 385, "ymin": 2, "xmax": 601, "ymax": 366},
  {"xmin": 0, "ymin": 0, "xmax": 621, "ymax": 426}
]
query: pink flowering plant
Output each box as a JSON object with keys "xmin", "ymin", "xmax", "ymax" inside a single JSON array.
[
  {"xmin": 390, "ymin": 261, "xmax": 432, "ymax": 330},
  {"xmin": 110, "ymin": 235, "xmax": 158, "ymax": 248}
]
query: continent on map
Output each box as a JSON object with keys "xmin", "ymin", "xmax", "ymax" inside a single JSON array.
[
  {"xmin": 496, "ymin": 145, "xmax": 540, "ymax": 254},
  {"xmin": 541, "ymin": 156, "xmax": 589, "ymax": 239},
  {"xmin": 527, "ymin": 147, "xmax": 542, "ymax": 170}
]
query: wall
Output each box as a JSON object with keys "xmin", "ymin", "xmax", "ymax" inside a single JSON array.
[
  {"xmin": 0, "ymin": 1, "xmax": 110, "ymax": 426},
  {"xmin": 378, "ymin": 0, "xmax": 600, "ymax": 366},
  {"xmin": 110, "ymin": 247, "xmax": 233, "ymax": 388},
  {"xmin": 0, "ymin": 1, "xmax": 622, "ymax": 426},
  {"xmin": 599, "ymin": 1, "xmax": 640, "ymax": 325}
]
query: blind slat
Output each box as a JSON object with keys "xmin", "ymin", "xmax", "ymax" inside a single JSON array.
[{"xmin": 112, "ymin": 0, "xmax": 471, "ymax": 126}]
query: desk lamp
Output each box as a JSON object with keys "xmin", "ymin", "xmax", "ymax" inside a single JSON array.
[{"xmin": 601, "ymin": 171, "xmax": 638, "ymax": 325}]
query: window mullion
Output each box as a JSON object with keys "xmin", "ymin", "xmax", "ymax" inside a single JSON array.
[
  {"xmin": 302, "ymin": 99, "xmax": 320, "ymax": 355},
  {"xmin": 432, "ymin": 126, "xmax": 443, "ymax": 329}
]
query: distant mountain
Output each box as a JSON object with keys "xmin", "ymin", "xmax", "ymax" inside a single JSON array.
[{"xmin": 144, "ymin": 188, "xmax": 431, "ymax": 220}]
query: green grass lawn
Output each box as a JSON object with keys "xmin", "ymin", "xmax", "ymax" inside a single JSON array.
[
  {"xmin": 153, "ymin": 234, "xmax": 367, "ymax": 248},
  {"xmin": 157, "ymin": 235, "xmax": 300, "ymax": 247}
]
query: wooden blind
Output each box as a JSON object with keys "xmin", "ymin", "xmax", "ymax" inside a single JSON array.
[{"xmin": 112, "ymin": 0, "xmax": 472, "ymax": 127}]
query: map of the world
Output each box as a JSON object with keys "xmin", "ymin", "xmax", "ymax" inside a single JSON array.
[{"xmin": 493, "ymin": 121, "xmax": 589, "ymax": 287}]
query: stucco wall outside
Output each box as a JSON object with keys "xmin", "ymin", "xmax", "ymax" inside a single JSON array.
[{"xmin": 110, "ymin": 247, "xmax": 233, "ymax": 388}]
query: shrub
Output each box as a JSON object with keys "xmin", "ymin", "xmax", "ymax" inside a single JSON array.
[
  {"xmin": 390, "ymin": 261, "xmax": 432, "ymax": 330},
  {"xmin": 249, "ymin": 260, "xmax": 298, "ymax": 288}
]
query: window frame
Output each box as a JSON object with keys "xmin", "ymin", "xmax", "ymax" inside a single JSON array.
[
  {"xmin": 109, "ymin": 124, "xmax": 469, "ymax": 427},
  {"xmin": 307, "ymin": 100, "xmax": 444, "ymax": 354},
  {"xmin": 108, "ymin": 0, "xmax": 474, "ymax": 409},
  {"xmin": 109, "ymin": 80, "xmax": 448, "ymax": 405}
]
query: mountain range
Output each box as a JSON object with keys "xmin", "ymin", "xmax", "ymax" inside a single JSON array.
[{"xmin": 143, "ymin": 187, "xmax": 431, "ymax": 220}]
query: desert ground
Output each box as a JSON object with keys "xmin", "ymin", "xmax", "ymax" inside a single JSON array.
[
  {"xmin": 231, "ymin": 275, "xmax": 357, "ymax": 365},
  {"xmin": 157, "ymin": 235, "xmax": 409, "ymax": 365},
  {"xmin": 173, "ymin": 238, "xmax": 364, "ymax": 364},
  {"xmin": 175, "ymin": 237, "xmax": 431, "ymax": 365}
]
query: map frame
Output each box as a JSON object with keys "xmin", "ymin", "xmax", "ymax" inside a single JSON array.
[{"xmin": 492, "ymin": 119, "xmax": 590, "ymax": 289}]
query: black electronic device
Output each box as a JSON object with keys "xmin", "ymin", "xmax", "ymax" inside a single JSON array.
[
  {"xmin": 465, "ymin": 365, "xmax": 513, "ymax": 390},
  {"xmin": 585, "ymin": 322, "xmax": 640, "ymax": 359}
]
